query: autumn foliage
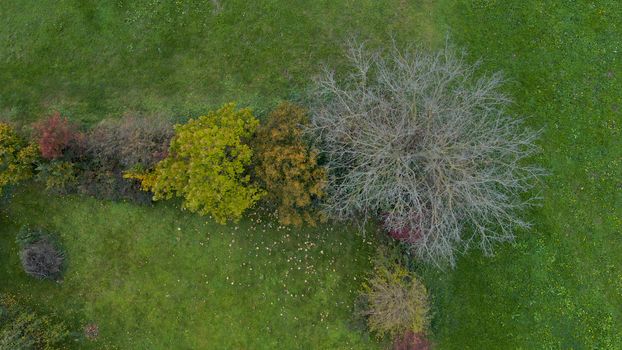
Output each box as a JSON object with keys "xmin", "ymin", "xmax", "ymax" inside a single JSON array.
[
  {"xmin": 133, "ymin": 103, "xmax": 264, "ymax": 223},
  {"xmin": 0, "ymin": 123, "xmax": 38, "ymax": 194},
  {"xmin": 33, "ymin": 112, "xmax": 81, "ymax": 160},
  {"xmin": 87, "ymin": 115, "xmax": 173, "ymax": 170},
  {"xmin": 361, "ymin": 248, "xmax": 430, "ymax": 338},
  {"xmin": 254, "ymin": 102, "xmax": 326, "ymax": 226},
  {"xmin": 392, "ymin": 331, "xmax": 431, "ymax": 350}
]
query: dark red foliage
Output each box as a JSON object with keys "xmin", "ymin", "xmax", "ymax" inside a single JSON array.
[
  {"xmin": 384, "ymin": 213, "xmax": 424, "ymax": 244},
  {"xmin": 33, "ymin": 112, "xmax": 81, "ymax": 160},
  {"xmin": 388, "ymin": 226, "xmax": 423, "ymax": 243},
  {"xmin": 393, "ymin": 331, "xmax": 431, "ymax": 350},
  {"xmin": 84, "ymin": 323, "xmax": 99, "ymax": 341}
]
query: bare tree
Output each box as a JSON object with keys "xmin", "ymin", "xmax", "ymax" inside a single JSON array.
[{"xmin": 308, "ymin": 40, "xmax": 543, "ymax": 266}]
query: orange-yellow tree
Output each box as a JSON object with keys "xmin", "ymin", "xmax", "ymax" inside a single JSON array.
[{"xmin": 254, "ymin": 102, "xmax": 326, "ymax": 226}]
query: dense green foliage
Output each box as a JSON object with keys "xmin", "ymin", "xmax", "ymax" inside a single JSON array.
[
  {"xmin": 254, "ymin": 102, "xmax": 326, "ymax": 226},
  {"xmin": 0, "ymin": 123, "xmax": 38, "ymax": 195},
  {"xmin": 35, "ymin": 161, "xmax": 76, "ymax": 193},
  {"xmin": 0, "ymin": 294, "xmax": 69, "ymax": 350},
  {"xmin": 139, "ymin": 103, "xmax": 264, "ymax": 223}
]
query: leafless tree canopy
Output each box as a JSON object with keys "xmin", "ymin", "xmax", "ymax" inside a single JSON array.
[{"xmin": 308, "ymin": 40, "xmax": 543, "ymax": 266}]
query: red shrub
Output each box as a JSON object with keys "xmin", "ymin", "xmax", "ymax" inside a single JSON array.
[
  {"xmin": 388, "ymin": 226, "xmax": 423, "ymax": 243},
  {"xmin": 393, "ymin": 331, "xmax": 431, "ymax": 350},
  {"xmin": 33, "ymin": 112, "xmax": 81, "ymax": 160},
  {"xmin": 384, "ymin": 212, "xmax": 424, "ymax": 244}
]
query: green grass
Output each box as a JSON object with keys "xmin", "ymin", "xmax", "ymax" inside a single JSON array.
[
  {"xmin": 1, "ymin": 187, "xmax": 378, "ymax": 349},
  {"xmin": 2, "ymin": 0, "xmax": 621, "ymax": 349},
  {"xmin": 0, "ymin": 0, "xmax": 441, "ymax": 124},
  {"xmin": 420, "ymin": 1, "xmax": 622, "ymax": 348}
]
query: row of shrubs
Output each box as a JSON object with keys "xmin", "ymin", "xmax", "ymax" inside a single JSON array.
[
  {"xmin": 2, "ymin": 105, "xmax": 431, "ymax": 348},
  {"xmin": 1, "ymin": 43, "xmax": 540, "ymax": 268},
  {"xmin": 0, "ymin": 102, "xmax": 327, "ymax": 227},
  {"xmin": 1, "ymin": 42, "xmax": 541, "ymax": 348}
]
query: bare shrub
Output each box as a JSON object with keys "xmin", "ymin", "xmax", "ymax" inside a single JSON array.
[
  {"xmin": 361, "ymin": 248, "xmax": 430, "ymax": 337},
  {"xmin": 87, "ymin": 115, "xmax": 173, "ymax": 170},
  {"xmin": 20, "ymin": 238, "xmax": 64, "ymax": 280},
  {"xmin": 308, "ymin": 40, "xmax": 543, "ymax": 266}
]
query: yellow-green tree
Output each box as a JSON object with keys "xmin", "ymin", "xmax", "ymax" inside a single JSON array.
[
  {"xmin": 136, "ymin": 103, "xmax": 263, "ymax": 223},
  {"xmin": 254, "ymin": 102, "xmax": 326, "ymax": 226},
  {"xmin": 0, "ymin": 123, "xmax": 38, "ymax": 194}
]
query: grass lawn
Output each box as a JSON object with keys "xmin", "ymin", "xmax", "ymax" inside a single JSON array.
[
  {"xmin": 1, "ymin": 187, "xmax": 378, "ymax": 349},
  {"xmin": 1, "ymin": 0, "xmax": 621, "ymax": 349},
  {"xmin": 0, "ymin": 0, "xmax": 441, "ymax": 124},
  {"xmin": 421, "ymin": 1, "xmax": 622, "ymax": 348}
]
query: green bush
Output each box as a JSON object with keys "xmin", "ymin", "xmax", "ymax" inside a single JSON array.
[
  {"xmin": 0, "ymin": 294, "xmax": 69, "ymax": 350},
  {"xmin": 35, "ymin": 161, "xmax": 77, "ymax": 194},
  {"xmin": 77, "ymin": 169, "xmax": 152, "ymax": 205},
  {"xmin": 0, "ymin": 123, "xmax": 38, "ymax": 195}
]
